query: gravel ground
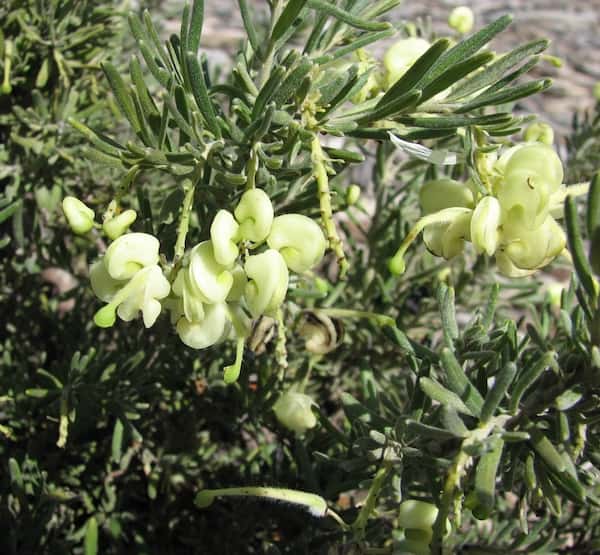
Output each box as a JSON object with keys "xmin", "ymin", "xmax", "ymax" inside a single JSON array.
[{"xmin": 159, "ymin": 0, "xmax": 600, "ymax": 141}]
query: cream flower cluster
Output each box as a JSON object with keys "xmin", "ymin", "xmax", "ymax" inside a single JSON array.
[
  {"xmin": 389, "ymin": 142, "xmax": 578, "ymax": 277},
  {"xmin": 85, "ymin": 188, "xmax": 327, "ymax": 380}
]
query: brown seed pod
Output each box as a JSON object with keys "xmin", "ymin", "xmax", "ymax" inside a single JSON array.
[
  {"xmin": 298, "ymin": 311, "xmax": 344, "ymax": 355},
  {"xmin": 246, "ymin": 315, "xmax": 277, "ymax": 355}
]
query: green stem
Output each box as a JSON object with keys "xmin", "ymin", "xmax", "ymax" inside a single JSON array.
[
  {"xmin": 172, "ymin": 172, "xmax": 199, "ymax": 274},
  {"xmin": 1, "ymin": 40, "xmax": 13, "ymax": 94},
  {"xmin": 352, "ymin": 464, "xmax": 391, "ymax": 540},
  {"xmin": 275, "ymin": 307, "xmax": 288, "ymax": 380},
  {"xmin": 311, "ymin": 135, "xmax": 349, "ymax": 278}
]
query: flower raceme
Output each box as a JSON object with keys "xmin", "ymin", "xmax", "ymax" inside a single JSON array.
[
  {"xmin": 389, "ymin": 140, "xmax": 586, "ymax": 277},
  {"xmin": 85, "ymin": 188, "xmax": 327, "ymax": 381}
]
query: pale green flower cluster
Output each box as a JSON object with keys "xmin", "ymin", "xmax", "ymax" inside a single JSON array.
[
  {"xmin": 390, "ymin": 141, "xmax": 581, "ymax": 277},
  {"xmin": 72, "ymin": 188, "xmax": 327, "ymax": 381}
]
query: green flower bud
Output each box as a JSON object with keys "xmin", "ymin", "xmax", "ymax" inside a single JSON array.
[
  {"xmin": 266, "ymin": 214, "xmax": 327, "ymax": 273},
  {"xmin": 234, "ymin": 188, "xmax": 274, "ymax": 243},
  {"xmin": 104, "ymin": 233, "xmax": 160, "ymax": 280},
  {"xmin": 176, "ymin": 302, "xmax": 231, "ymax": 349},
  {"xmin": 383, "ymin": 37, "xmax": 430, "ymax": 88},
  {"xmin": 448, "ymin": 6, "xmax": 474, "ymax": 34},
  {"xmin": 273, "ymin": 390, "xmax": 317, "ymax": 434},
  {"xmin": 523, "ymin": 122, "xmax": 554, "ymax": 145},
  {"xmin": 62, "ymin": 196, "xmax": 95, "ymax": 234},
  {"xmin": 470, "ymin": 196, "xmax": 501, "ymax": 256},
  {"xmin": 103, "ymin": 209, "xmax": 137, "ymax": 240},
  {"xmin": 419, "ymin": 179, "xmax": 474, "ymax": 215},
  {"xmin": 346, "ymin": 184, "xmax": 361, "ymax": 206},
  {"xmin": 244, "ymin": 249, "xmax": 289, "ymax": 317},
  {"xmin": 210, "ymin": 209, "xmax": 240, "ymax": 267},
  {"xmin": 398, "ymin": 500, "xmax": 438, "ymax": 543},
  {"xmin": 188, "ymin": 241, "xmax": 233, "ymax": 303}
]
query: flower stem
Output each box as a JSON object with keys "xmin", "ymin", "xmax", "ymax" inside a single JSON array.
[
  {"xmin": 352, "ymin": 464, "xmax": 391, "ymax": 540},
  {"xmin": 311, "ymin": 135, "xmax": 349, "ymax": 278}
]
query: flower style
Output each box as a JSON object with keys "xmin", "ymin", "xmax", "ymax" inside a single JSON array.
[{"xmin": 90, "ymin": 232, "xmax": 170, "ymax": 328}]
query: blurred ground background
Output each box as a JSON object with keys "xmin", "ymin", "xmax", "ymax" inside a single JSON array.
[{"xmin": 158, "ymin": 0, "xmax": 600, "ymax": 143}]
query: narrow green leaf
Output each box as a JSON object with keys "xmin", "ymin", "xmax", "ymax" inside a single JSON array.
[
  {"xmin": 313, "ymin": 28, "xmax": 395, "ymax": 65},
  {"xmin": 420, "ymin": 377, "xmax": 474, "ymax": 416},
  {"xmin": 456, "ymin": 79, "xmax": 551, "ymax": 113},
  {"xmin": 438, "ymin": 284, "xmax": 459, "ymax": 347},
  {"xmin": 357, "ymin": 90, "xmax": 421, "ymax": 124},
  {"xmin": 565, "ymin": 195, "xmax": 598, "ymax": 299},
  {"xmin": 470, "ymin": 438, "xmax": 504, "ymax": 519},
  {"xmin": 0, "ymin": 199, "xmax": 22, "ymax": 224},
  {"xmin": 272, "ymin": 0, "xmax": 308, "ymax": 44},
  {"xmin": 406, "ymin": 419, "xmax": 467, "ymax": 440},
  {"xmin": 129, "ymin": 57, "xmax": 159, "ymax": 117},
  {"xmin": 238, "ymin": 0, "xmax": 260, "ymax": 55},
  {"xmin": 188, "ymin": 0, "xmax": 205, "ymax": 53},
  {"xmin": 449, "ymin": 39, "xmax": 548, "ymax": 100},
  {"xmin": 587, "ymin": 172, "xmax": 600, "ymax": 236},
  {"xmin": 185, "ymin": 51, "xmax": 221, "ymax": 138},
  {"xmin": 84, "ymin": 516, "xmax": 98, "ymax": 555},
  {"xmin": 481, "ymin": 283, "xmax": 500, "ymax": 329},
  {"xmin": 480, "ymin": 362, "xmax": 517, "ymax": 422},
  {"xmin": 68, "ymin": 117, "xmax": 124, "ymax": 157},
  {"xmin": 509, "ymin": 353, "xmax": 554, "ymax": 414},
  {"xmin": 138, "ymin": 40, "xmax": 170, "ymax": 87},
  {"xmin": 440, "ymin": 407, "xmax": 469, "ymax": 437},
  {"xmin": 143, "ymin": 10, "xmax": 175, "ymax": 73},
  {"xmin": 424, "ymin": 14, "xmax": 513, "ymax": 86},
  {"xmin": 398, "ymin": 112, "xmax": 512, "ymax": 130},
  {"xmin": 102, "ymin": 63, "xmax": 141, "ymax": 132},
  {"xmin": 252, "ymin": 66, "xmax": 286, "ymax": 119},
  {"xmin": 439, "ymin": 348, "xmax": 484, "ymax": 417},
  {"xmin": 378, "ymin": 39, "xmax": 450, "ymax": 107},
  {"xmin": 528, "ymin": 426, "xmax": 566, "ymax": 474},
  {"xmin": 419, "ymin": 51, "xmax": 494, "ymax": 104},
  {"xmin": 307, "ymin": 0, "xmax": 391, "ymax": 31}
]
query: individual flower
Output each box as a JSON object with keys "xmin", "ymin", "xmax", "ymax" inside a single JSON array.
[
  {"xmin": 103, "ymin": 209, "xmax": 137, "ymax": 240},
  {"xmin": 266, "ymin": 214, "xmax": 327, "ymax": 273},
  {"xmin": 62, "ymin": 196, "xmax": 95, "ymax": 234},
  {"xmin": 210, "ymin": 209, "xmax": 240, "ymax": 267},
  {"xmin": 273, "ymin": 390, "xmax": 318, "ymax": 434},
  {"xmin": 244, "ymin": 249, "xmax": 289, "ymax": 317},
  {"xmin": 188, "ymin": 241, "xmax": 233, "ymax": 303},
  {"xmin": 176, "ymin": 302, "xmax": 232, "ymax": 349},
  {"xmin": 90, "ymin": 233, "xmax": 170, "ymax": 328},
  {"xmin": 448, "ymin": 6, "xmax": 474, "ymax": 34},
  {"xmin": 234, "ymin": 188, "xmax": 274, "ymax": 243}
]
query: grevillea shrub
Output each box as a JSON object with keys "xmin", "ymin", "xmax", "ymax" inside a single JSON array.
[{"xmin": 2, "ymin": 1, "xmax": 600, "ymax": 553}]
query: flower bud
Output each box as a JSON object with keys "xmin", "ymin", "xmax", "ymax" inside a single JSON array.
[
  {"xmin": 104, "ymin": 233, "xmax": 161, "ymax": 280},
  {"xmin": 398, "ymin": 500, "xmax": 438, "ymax": 542},
  {"xmin": 210, "ymin": 209, "xmax": 240, "ymax": 267},
  {"xmin": 419, "ymin": 179, "xmax": 474, "ymax": 215},
  {"xmin": 62, "ymin": 196, "xmax": 95, "ymax": 234},
  {"xmin": 188, "ymin": 241, "xmax": 233, "ymax": 303},
  {"xmin": 244, "ymin": 249, "xmax": 289, "ymax": 317},
  {"xmin": 273, "ymin": 390, "xmax": 317, "ymax": 434},
  {"xmin": 448, "ymin": 6, "xmax": 474, "ymax": 34},
  {"xmin": 234, "ymin": 188, "xmax": 274, "ymax": 243},
  {"xmin": 103, "ymin": 209, "xmax": 137, "ymax": 240},
  {"xmin": 267, "ymin": 214, "xmax": 327, "ymax": 273},
  {"xmin": 523, "ymin": 122, "xmax": 554, "ymax": 145},
  {"xmin": 346, "ymin": 184, "xmax": 361, "ymax": 206},
  {"xmin": 176, "ymin": 302, "xmax": 231, "ymax": 349},
  {"xmin": 383, "ymin": 37, "xmax": 430, "ymax": 88},
  {"xmin": 470, "ymin": 196, "xmax": 501, "ymax": 256}
]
